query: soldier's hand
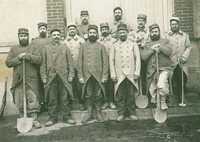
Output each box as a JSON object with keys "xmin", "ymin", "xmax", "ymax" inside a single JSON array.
[
  {"xmin": 68, "ymin": 77, "xmax": 73, "ymax": 82},
  {"xmin": 43, "ymin": 78, "xmax": 47, "ymax": 84},
  {"xmin": 178, "ymin": 56, "xmax": 186, "ymax": 65},
  {"xmin": 22, "ymin": 53, "xmax": 31, "ymax": 61},
  {"xmin": 151, "ymin": 44, "xmax": 160, "ymax": 53},
  {"xmin": 79, "ymin": 78, "xmax": 85, "ymax": 84},
  {"xmin": 18, "ymin": 53, "xmax": 26, "ymax": 60}
]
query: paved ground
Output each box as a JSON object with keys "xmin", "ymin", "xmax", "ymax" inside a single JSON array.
[{"xmin": 0, "ymin": 115, "xmax": 200, "ymax": 142}]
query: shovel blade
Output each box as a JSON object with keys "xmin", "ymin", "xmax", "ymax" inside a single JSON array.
[
  {"xmin": 17, "ymin": 117, "xmax": 33, "ymax": 133},
  {"xmin": 136, "ymin": 95, "xmax": 149, "ymax": 109},
  {"xmin": 153, "ymin": 109, "xmax": 167, "ymax": 123}
]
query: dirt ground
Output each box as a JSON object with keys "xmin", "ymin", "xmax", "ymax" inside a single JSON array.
[{"xmin": 0, "ymin": 115, "xmax": 200, "ymax": 142}]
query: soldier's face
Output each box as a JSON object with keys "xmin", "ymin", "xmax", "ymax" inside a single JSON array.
[
  {"xmin": 137, "ymin": 19, "xmax": 146, "ymax": 28},
  {"xmin": 150, "ymin": 28, "xmax": 160, "ymax": 41},
  {"xmin": 170, "ymin": 21, "xmax": 180, "ymax": 33},
  {"xmin": 18, "ymin": 33, "xmax": 29, "ymax": 46},
  {"xmin": 114, "ymin": 9, "xmax": 122, "ymax": 21},
  {"xmin": 51, "ymin": 31, "xmax": 61, "ymax": 43},
  {"xmin": 38, "ymin": 26, "xmax": 47, "ymax": 38},
  {"xmin": 88, "ymin": 29, "xmax": 98, "ymax": 42},
  {"xmin": 101, "ymin": 27, "xmax": 109, "ymax": 37},
  {"xmin": 118, "ymin": 30, "xmax": 128, "ymax": 41},
  {"xmin": 81, "ymin": 15, "xmax": 89, "ymax": 25},
  {"xmin": 68, "ymin": 26, "xmax": 77, "ymax": 37}
]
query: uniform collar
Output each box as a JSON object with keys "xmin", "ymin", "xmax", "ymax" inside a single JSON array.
[
  {"xmin": 99, "ymin": 35, "xmax": 112, "ymax": 41},
  {"xmin": 66, "ymin": 35, "xmax": 79, "ymax": 41},
  {"xmin": 136, "ymin": 27, "xmax": 147, "ymax": 33},
  {"xmin": 168, "ymin": 30, "xmax": 184, "ymax": 36}
]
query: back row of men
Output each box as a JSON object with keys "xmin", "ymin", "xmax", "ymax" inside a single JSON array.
[{"xmin": 6, "ymin": 7, "xmax": 191, "ymax": 128}]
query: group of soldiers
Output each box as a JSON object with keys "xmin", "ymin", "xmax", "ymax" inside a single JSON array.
[{"xmin": 6, "ymin": 6, "xmax": 192, "ymax": 129}]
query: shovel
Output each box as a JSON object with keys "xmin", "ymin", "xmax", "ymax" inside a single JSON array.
[
  {"xmin": 153, "ymin": 51, "xmax": 167, "ymax": 123},
  {"xmin": 178, "ymin": 63, "xmax": 186, "ymax": 107},
  {"xmin": 17, "ymin": 59, "xmax": 33, "ymax": 133},
  {"xmin": 136, "ymin": 78, "xmax": 148, "ymax": 109}
]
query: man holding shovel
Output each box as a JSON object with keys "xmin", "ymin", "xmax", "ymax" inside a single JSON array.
[
  {"xmin": 140, "ymin": 24, "xmax": 173, "ymax": 111},
  {"xmin": 6, "ymin": 28, "xmax": 41, "ymax": 129},
  {"xmin": 166, "ymin": 16, "xmax": 192, "ymax": 106}
]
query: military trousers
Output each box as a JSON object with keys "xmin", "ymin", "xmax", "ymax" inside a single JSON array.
[
  {"xmin": 47, "ymin": 75, "xmax": 72, "ymax": 122},
  {"xmin": 172, "ymin": 65, "xmax": 187, "ymax": 103},
  {"xmin": 104, "ymin": 76, "xmax": 115, "ymax": 104},
  {"xmin": 115, "ymin": 78, "xmax": 136, "ymax": 116}
]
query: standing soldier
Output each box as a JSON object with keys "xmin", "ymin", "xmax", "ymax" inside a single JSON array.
[
  {"xmin": 77, "ymin": 10, "xmax": 90, "ymax": 40},
  {"xmin": 140, "ymin": 24, "xmax": 173, "ymax": 110},
  {"xmin": 40, "ymin": 28, "xmax": 75, "ymax": 126},
  {"xmin": 78, "ymin": 25, "xmax": 109, "ymax": 122},
  {"xmin": 166, "ymin": 16, "xmax": 192, "ymax": 106},
  {"xmin": 31, "ymin": 22, "xmax": 49, "ymax": 111},
  {"xmin": 64, "ymin": 23, "xmax": 85, "ymax": 110},
  {"xmin": 98, "ymin": 22, "xmax": 116, "ymax": 110},
  {"xmin": 110, "ymin": 7, "xmax": 132, "ymax": 39},
  {"xmin": 6, "ymin": 28, "xmax": 41, "ymax": 128},
  {"xmin": 110, "ymin": 23, "xmax": 141, "ymax": 121}
]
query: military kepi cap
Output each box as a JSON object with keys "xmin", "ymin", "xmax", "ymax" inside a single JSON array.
[
  {"xmin": 50, "ymin": 28, "xmax": 61, "ymax": 34},
  {"xmin": 88, "ymin": 24, "xmax": 98, "ymax": 31},
  {"xmin": 18, "ymin": 28, "xmax": 29, "ymax": 34},
  {"xmin": 117, "ymin": 23, "xmax": 128, "ymax": 31},
  {"xmin": 100, "ymin": 23, "xmax": 109, "ymax": 29},
  {"xmin": 149, "ymin": 23, "xmax": 160, "ymax": 31},
  {"xmin": 67, "ymin": 22, "xmax": 77, "ymax": 29},
  {"xmin": 137, "ymin": 14, "xmax": 147, "ymax": 21},
  {"xmin": 80, "ymin": 10, "xmax": 89, "ymax": 16},
  {"xmin": 170, "ymin": 16, "xmax": 180, "ymax": 23},
  {"xmin": 113, "ymin": 6, "xmax": 123, "ymax": 12},
  {"xmin": 38, "ymin": 22, "xmax": 47, "ymax": 28}
]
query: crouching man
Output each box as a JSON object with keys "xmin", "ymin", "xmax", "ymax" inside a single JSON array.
[
  {"xmin": 40, "ymin": 28, "xmax": 75, "ymax": 126},
  {"xmin": 6, "ymin": 28, "xmax": 41, "ymax": 128},
  {"xmin": 110, "ymin": 23, "xmax": 141, "ymax": 121},
  {"xmin": 78, "ymin": 25, "xmax": 109, "ymax": 122},
  {"xmin": 140, "ymin": 24, "xmax": 173, "ymax": 110}
]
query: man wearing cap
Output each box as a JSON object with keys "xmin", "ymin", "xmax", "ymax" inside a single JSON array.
[
  {"xmin": 31, "ymin": 22, "xmax": 49, "ymax": 111},
  {"xmin": 140, "ymin": 24, "xmax": 173, "ymax": 110},
  {"xmin": 166, "ymin": 16, "xmax": 192, "ymax": 106},
  {"xmin": 6, "ymin": 28, "xmax": 42, "ymax": 128},
  {"xmin": 98, "ymin": 22, "xmax": 116, "ymax": 110},
  {"xmin": 64, "ymin": 23, "xmax": 85, "ymax": 110},
  {"xmin": 110, "ymin": 7, "xmax": 132, "ymax": 39},
  {"xmin": 78, "ymin": 24, "xmax": 109, "ymax": 122},
  {"xmin": 110, "ymin": 23, "xmax": 141, "ymax": 121},
  {"xmin": 77, "ymin": 10, "xmax": 90, "ymax": 40},
  {"xmin": 40, "ymin": 28, "xmax": 75, "ymax": 126}
]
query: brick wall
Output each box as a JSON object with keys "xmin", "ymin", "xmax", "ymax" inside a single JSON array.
[
  {"xmin": 174, "ymin": 0, "xmax": 193, "ymax": 38},
  {"xmin": 46, "ymin": 0, "xmax": 66, "ymax": 37}
]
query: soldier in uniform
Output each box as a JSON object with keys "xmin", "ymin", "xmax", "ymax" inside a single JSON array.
[
  {"xmin": 77, "ymin": 10, "xmax": 90, "ymax": 40},
  {"xmin": 6, "ymin": 28, "xmax": 41, "ymax": 128},
  {"xmin": 31, "ymin": 22, "xmax": 49, "ymax": 111},
  {"xmin": 78, "ymin": 25, "xmax": 109, "ymax": 122},
  {"xmin": 98, "ymin": 22, "xmax": 116, "ymax": 110},
  {"xmin": 140, "ymin": 24, "xmax": 173, "ymax": 110},
  {"xmin": 110, "ymin": 7, "xmax": 132, "ymax": 39},
  {"xmin": 166, "ymin": 16, "xmax": 192, "ymax": 105},
  {"xmin": 64, "ymin": 23, "xmax": 85, "ymax": 110},
  {"xmin": 40, "ymin": 28, "xmax": 75, "ymax": 126},
  {"xmin": 110, "ymin": 23, "xmax": 141, "ymax": 121}
]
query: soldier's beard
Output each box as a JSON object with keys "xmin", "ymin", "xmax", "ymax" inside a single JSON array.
[
  {"xmin": 115, "ymin": 15, "xmax": 122, "ymax": 21},
  {"xmin": 88, "ymin": 36, "xmax": 97, "ymax": 42},
  {"xmin": 102, "ymin": 32, "xmax": 109, "ymax": 37},
  {"xmin": 150, "ymin": 35, "xmax": 160, "ymax": 41},
  {"xmin": 82, "ymin": 19, "xmax": 88, "ymax": 25},
  {"xmin": 19, "ymin": 39, "xmax": 29, "ymax": 47},
  {"xmin": 40, "ymin": 32, "xmax": 47, "ymax": 38}
]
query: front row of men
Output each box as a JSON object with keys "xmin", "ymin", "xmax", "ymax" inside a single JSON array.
[{"xmin": 6, "ymin": 16, "xmax": 191, "ymax": 128}]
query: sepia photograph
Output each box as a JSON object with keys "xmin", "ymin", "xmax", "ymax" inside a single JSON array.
[{"xmin": 0, "ymin": 0, "xmax": 200, "ymax": 141}]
